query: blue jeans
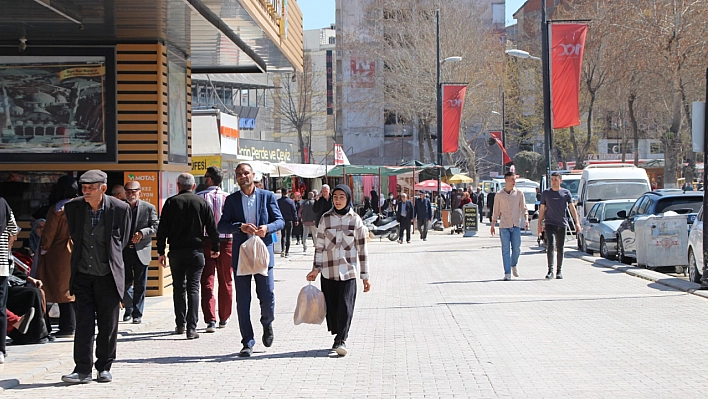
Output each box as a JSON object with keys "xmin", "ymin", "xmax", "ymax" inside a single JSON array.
[
  {"xmin": 234, "ymin": 243, "xmax": 275, "ymax": 347},
  {"xmin": 499, "ymin": 227, "xmax": 521, "ymax": 275}
]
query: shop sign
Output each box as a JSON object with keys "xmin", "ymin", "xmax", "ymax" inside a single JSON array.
[
  {"xmin": 238, "ymin": 139, "xmax": 293, "ymax": 162},
  {"xmin": 123, "ymin": 172, "xmax": 159, "ymax": 209},
  {"xmin": 192, "ymin": 156, "xmax": 222, "ymax": 173}
]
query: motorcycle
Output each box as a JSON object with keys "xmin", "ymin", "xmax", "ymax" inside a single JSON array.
[{"xmin": 365, "ymin": 213, "xmax": 399, "ymax": 241}]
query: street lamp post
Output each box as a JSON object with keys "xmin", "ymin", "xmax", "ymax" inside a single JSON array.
[
  {"xmin": 435, "ymin": 9, "xmax": 462, "ymax": 221},
  {"xmin": 492, "ymin": 92, "xmax": 506, "ymax": 176},
  {"xmin": 540, "ymin": 0, "xmax": 553, "ymax": 187}
]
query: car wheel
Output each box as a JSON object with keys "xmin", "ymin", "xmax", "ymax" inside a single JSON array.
[
  {"xmin": 387, "ymin": 230, "xmax": 399, "ymax": 241},
  {"xmin": 689, "ymin": 249, "xmax": 702, "ymax": 283},
  {"xmin": 599, "ymin": 237, "xmax": 615, "ymax": 260},
  {"xmin": 581, "ymin": 236, "xmax": 592, "ymax": 255},
  {"xmin": 617, "ymin": 236, "xmax": 632, "ymax": 265}
]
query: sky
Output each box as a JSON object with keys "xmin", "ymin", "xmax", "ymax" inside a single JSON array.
[{"xmin": 297, "ymin": 0, "xmax": 528, "ymax": 30}]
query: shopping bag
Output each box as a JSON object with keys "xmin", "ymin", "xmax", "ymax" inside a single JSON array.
[
  {"xmin": 293, "ymin": 282, "xmax": 326, "ymax": 325},
  {"xmin": 48, "ymin": 303, "xmax": 60, "ymax": 318},
  {"xmin": 237, "ymin": 236, "xmax": 270, "ymax": 276}
]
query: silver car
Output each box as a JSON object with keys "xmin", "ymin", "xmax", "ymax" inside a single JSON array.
[
  {"xmin": 688, "ymin": 206, "xmax": 704, "ymax": 283},
  {"xmin": 580, "ymin": 200, "xmax": 634, "ymax": 260}
]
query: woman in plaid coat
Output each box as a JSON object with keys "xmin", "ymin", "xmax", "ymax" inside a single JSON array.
[{"xmin": 307, "ymin": 184, "xmax": 370, "ymax": 357}]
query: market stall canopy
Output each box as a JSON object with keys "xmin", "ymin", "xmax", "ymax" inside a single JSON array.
[
  {"xmin": 248, "ymin": 161, "xmax": 334, "ymax": 178},
  {"xmin": 443, "ymin": 174, "xmax": 474, "ymax": 184},
  {"xmin": 328, "ymin": 165, "xmax": 438, "ymax": 177},
  {"xmin": 415, "ymin": 180, "xmax": 452, "ymax": 192}
]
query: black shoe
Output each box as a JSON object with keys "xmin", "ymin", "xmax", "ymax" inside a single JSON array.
[
  {"xmin": 61, "ymin": 372, "xmax": 92, "ymax": 384},
  {"xmin": 123, "ymin": 313, "xmax": 132, "ymax": 322},
  {"xmin": 335, "ymin": 342, "xmax": 348, "ymax": 357},
  {"xmin": 175, "ymin": 326, "xmax": 186, "ymax": 335},
  {"xmin": 262, "ymin": 325, "xmax": 274, "ymax": 347},
  {"xmin": 545, "ymin": 271, "xmax": 554, "ymax": 279},
  {"xmin": 17, "ymin": 308, "xmax": 35, "ymax": 335},
  {"xmin": 132, "ymin": 317, "xmax": 142, "ymax": 324},
  {"xmin": 186, "ymin": 329, "xmax": 199, "ymax": 339},
  {"xmin": 239, "ymin": 345, "xmax": 252, "ymax": 357},
  {"xmin": 96, "ymin": 371, "xmax": 112, "ymax": 383},
  {"xmin": 54, "ymin": 330, "xmax": 75, "ymax": 338},
  {"xmin": 556, "ymin": 271, "xmax": 563, "ymax": 279}
]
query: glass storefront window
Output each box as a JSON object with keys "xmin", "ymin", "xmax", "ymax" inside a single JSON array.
[{"xmin": 0, "ymin": 172, "xmax": 66, "ymax": 220}]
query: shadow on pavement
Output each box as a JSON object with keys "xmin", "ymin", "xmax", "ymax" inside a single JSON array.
[
  {"xmin": 439, "ymin": 293, "xmax": 684, "ymax": 306},
  {"xmin": 117, "ymin": 349, "xmax": 332, "ymax": 364},
  {"xmin": 431, "ymin": 278, "xmax": 548, "ymax": 284},
  {"xmin": 117, "ymin": 330, "xmax": 184, "ymax": 343},
  {"xmin": 2, "ymin": 381, "xmax": 68, "ymax": 390}
]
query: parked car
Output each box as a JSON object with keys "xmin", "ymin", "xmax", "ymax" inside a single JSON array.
[
  {"xmin": 687, "ymin": 206, "xmax": 704, "ymax": 283},
  {"xmin": 616, "ymin": 191, "xmax": 703, "ymax": 264},
  {"xmin": 579, "ymin": 199, "xmax": 634, "ymax": 259}
]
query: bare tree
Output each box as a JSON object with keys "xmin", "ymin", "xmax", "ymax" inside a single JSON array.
[{"xmin": 271, "ymin": 54, "xmax": 325, "ymax": 163}]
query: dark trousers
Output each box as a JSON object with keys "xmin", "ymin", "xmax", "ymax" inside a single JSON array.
[
  {"xmin": 0, "ymin": 276, "xmax": 7, "ymax": 355},
  {"xmin": 57, "ymin": 302, "xmax": 76, "ymax": 334},
  {"xmin": 417, "ymin": 219, "xmax": 429, "ymax": 240},
  {"xmin": 281, "ymin": 220, "xmax": 294, "ymax": 254},
  {"xmin": 169, "ymin": 249, "xmax": 204, "ymax": 331},
  {"xmin": 234, "ymin": 244, "xmax": 275, "ymax": 347},
  {"xmin": 320, "ymin": 277, "xmax": 357, "ymax": 344},
  {"xmin": 200, "ymin": 240, "xmax": 233, "ymax": 324},
  {"xmin": 123, "ymin": 249, "xmax": 148, "ymax": 318},
  {"xmin": 72, "ymin": 272, "xmax": 121, "ymax": 375},
  {"xmin": 398, "ymin": 218, "xmax": 412, "ymax": 242},
  {"xmin": 8, "ymin": 285, "xmax": 48, "ymax": 344},
  {"xmin": 545, "ymin": 224, "xmax": 567, "ymax": 270}
]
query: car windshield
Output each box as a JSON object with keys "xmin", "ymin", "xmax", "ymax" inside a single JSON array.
[
  {"xmin": 561, "ymin": 179, "xmax": 580, "ymax": 196},
  {"xmin": 586, "ymin": 180, "xmax": 650, "ymax": 201},
  {"xmin": 655, "ymin": 197, "xmax": 703, "ymax": 214},
  {"xmin": 603, "ymin": 203, "xmax": 633, "ymax": 221},
  {"xmin": 523, "ymin": 191, "xmax": 537, "ymax": 205}
]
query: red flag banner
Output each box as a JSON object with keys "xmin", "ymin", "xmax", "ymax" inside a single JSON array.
[
  {"xmin": 490, "ymin": 131, "xmax": 512, "ymax": 165},
  {"xmin": 442, "ymin": 84, "xmax": 467, "ymax": 153},
  {"xmin": 551, "ymin": 23, "xmax": 588, "ymax": 129}
]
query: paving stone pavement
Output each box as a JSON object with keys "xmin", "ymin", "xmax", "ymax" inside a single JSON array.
[{"xmin": 2, "ymin": 226, "xmax": 708, "ymax": 398}]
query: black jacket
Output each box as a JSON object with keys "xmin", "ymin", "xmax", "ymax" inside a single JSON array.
[
  {"xmin": 277, "ymin": 196, "xmax": 298, "ymax": 222},
  {"xmin": 156, "ymin": 190, "xmax": 219, "ymax": 256},
  {"xmin": 312, "ymin": 195, "xmax": 333, "ymax": 227},
  {"xmin": 396, "ymin": 200, "xmax": 414, "ymax": 223},
  {"xmin": 64, "ymin": 195, "xmax": 131, "ymax": 299}
]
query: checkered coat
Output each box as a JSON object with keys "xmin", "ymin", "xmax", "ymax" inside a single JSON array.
[{"xmin": 313, "ymin": 208, "xmax": 369, "ymax": 281}]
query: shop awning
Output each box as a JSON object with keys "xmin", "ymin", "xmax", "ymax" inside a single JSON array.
[
  {"xmin": 328, "ymin": 165, "xmax": 439, "ymax": 177},
  {"xmin": 249, "ymin": 161, "xmax": 335, "ymax": 178}
]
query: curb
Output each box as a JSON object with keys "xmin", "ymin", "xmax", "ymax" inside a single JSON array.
[{"xmin": 569, "ymin": 251, "xmax": 708, "ymax": 299}]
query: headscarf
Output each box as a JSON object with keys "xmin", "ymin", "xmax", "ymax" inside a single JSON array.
[
  {"xmin": 332, "ymin": 184, "xmax": 352, "ymax": 216},
  {"xmin": 28, "ymin": 218, "xmax": 45, "ymax": 254}
]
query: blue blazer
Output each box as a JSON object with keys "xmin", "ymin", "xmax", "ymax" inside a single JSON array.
[{"xmin": 218, "ymin": 189, "xmax": 285, "ymax": 263}]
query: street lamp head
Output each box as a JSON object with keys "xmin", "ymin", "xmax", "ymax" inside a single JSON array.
[
  {"xmin": 442, "ymin": 56, "xmax": 462, "ymax": 64},
  {"xmin": 505, "ymin": 49, "xmax": 541, "ymax": 61}
]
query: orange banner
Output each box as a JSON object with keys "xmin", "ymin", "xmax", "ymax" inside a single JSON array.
[
  {"xmin": 442, "ymin": 85, "xmax": 467, "ymax": 153},
  {"xmin": 490, "ymin": 131, "xmax": 512, "ymax": 165},
  {"xmin": 551, "ymin": 23, "xmax": 588, "ymax": 129},
  {"xmin": 123, "ymin": 172, "xmax": 159, "ymax": 210},
  {"xmin": 57, "ymin": 66, "xmax": 105, "ymax": 82}
]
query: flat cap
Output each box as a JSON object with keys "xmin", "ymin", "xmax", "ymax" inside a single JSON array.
[{"xmin": 79, "ymin": 169, "xmax": 107, "ymax": 184}]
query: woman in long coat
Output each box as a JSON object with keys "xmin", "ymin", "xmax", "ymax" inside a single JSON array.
[{"xmin": 37, "ymin": 175, "xmax": 77, "ymax": 337}]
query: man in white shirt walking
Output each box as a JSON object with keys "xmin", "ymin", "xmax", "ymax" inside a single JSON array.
[{"xmin": 490, "ymin": 172, "xmax": 529, "ymax": 281}]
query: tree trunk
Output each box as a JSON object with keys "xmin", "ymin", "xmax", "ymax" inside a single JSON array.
[
  {"xmin": 663, "ymin": 72, "xmax": 684, "ymax": 188},
  {"xmin": 627, "ymin": 93, "xmax": 639, "ymax": 167},
  {"xmin": 297, "ymin": 125, "xmax": 306, "ymax": 164}
]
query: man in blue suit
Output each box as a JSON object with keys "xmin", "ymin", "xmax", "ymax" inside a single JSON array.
[{"xmin": 218, "ymin": 163, "xmax": 284, "ymax": 357}]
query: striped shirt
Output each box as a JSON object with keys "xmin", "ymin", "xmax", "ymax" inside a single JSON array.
[
  {"xmin": 197, "ymin": 186, "xmax": 231, "ymax": 239},
  {"xmin": 1, "ymin": 208, "xmax": 19, "ymax": 276},
  {"xmin": 313, "ymin": 208, "xmax": 369, "ymax": 281}
]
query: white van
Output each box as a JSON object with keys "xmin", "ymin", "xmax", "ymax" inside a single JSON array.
[{"xmin": 577, "ymin": 165, "xmax": 651, "ymax": 219}]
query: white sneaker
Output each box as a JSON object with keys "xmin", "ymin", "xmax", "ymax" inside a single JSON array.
[
  {"xmin": 0, "ymin": 352, "xmax": 4, "ymax": 364},
  {"xmin": 512, "ymin": 266, "xmax": 519, "ymax": 277},
  {"xmin": 503, "ymin": 274, "xmax": 511, "ymax": 281}
]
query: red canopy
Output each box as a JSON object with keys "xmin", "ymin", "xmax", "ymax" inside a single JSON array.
[{"xmin": 414, "ymin": 179, "xmax": 452, "ymax": 192}]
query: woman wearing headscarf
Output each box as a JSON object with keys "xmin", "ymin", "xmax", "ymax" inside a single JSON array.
[
  {"xmin": 37, "ymin": 175, "xmax": 77, "ymax": 338},
  {"xmin": 306, "ymin": 184, "xmax": 371, "ymax": 357}
]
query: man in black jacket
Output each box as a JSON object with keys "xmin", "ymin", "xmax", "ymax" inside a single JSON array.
[
  {"xmin": 157, "ymin": 173, "xmax": 220, "ymax": 341},
  {"xmin": 312, "ymin": 184, "xmax": 332, "ymax": 227},
  {"xmin": 475, "ymin": 188, "xmax": 485, "ymax": 223},
  {"xmin": 276, "ymin": 188, "xmax": 298, "ymax": 257},
  {"xmin": 61, "ymin": 170, "xmax": 131, "ymax": 384},
  {"xmin": 397, "ymin": 193, "xmax": 414, "ymax": 244},
  {"xmin": 413, "ymin": 191, "xmax": 432, "ymax": 241}
]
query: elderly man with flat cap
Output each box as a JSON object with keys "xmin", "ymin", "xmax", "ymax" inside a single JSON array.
[{"xmin": 61, "ymin": 170, "xmax": 132, "ymax": 384}]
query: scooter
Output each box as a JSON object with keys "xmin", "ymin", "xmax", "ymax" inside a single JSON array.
[
  {"xmin": 366, "ymin": 213, "xmax": 399, "ymax": 241},
  {"xmin": 361, "ymin": 209, "xmax": 379, "ymax": 226}
]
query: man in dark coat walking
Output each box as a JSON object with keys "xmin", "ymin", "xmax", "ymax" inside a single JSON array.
[
  {"xmin": 396, "ymin": 193, "xmax": 414, "ymax": 244},
  {"xmin": 61, "ymin": 170, "xmax": 131, "ymax": 384},
  {"xmin": 413, "ymin": 191, "xmax": 432, "ymax": 241}
]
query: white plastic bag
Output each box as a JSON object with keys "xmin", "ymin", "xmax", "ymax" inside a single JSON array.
[
  {"xmin": 293, "ymin": 283, "xmax": 326, "ymax": 325},
  {"xmin": 48, "ymin": 303, "xmax": 60, "ymax": 318},
  {"xmin": 237, "ymin": 236, "xmax": 270, "ymax": 276}
]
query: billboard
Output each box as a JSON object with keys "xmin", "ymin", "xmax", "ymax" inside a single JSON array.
[{"xmin": 0, "ymin": 47, "xmax": 117, "ymax": 163}]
